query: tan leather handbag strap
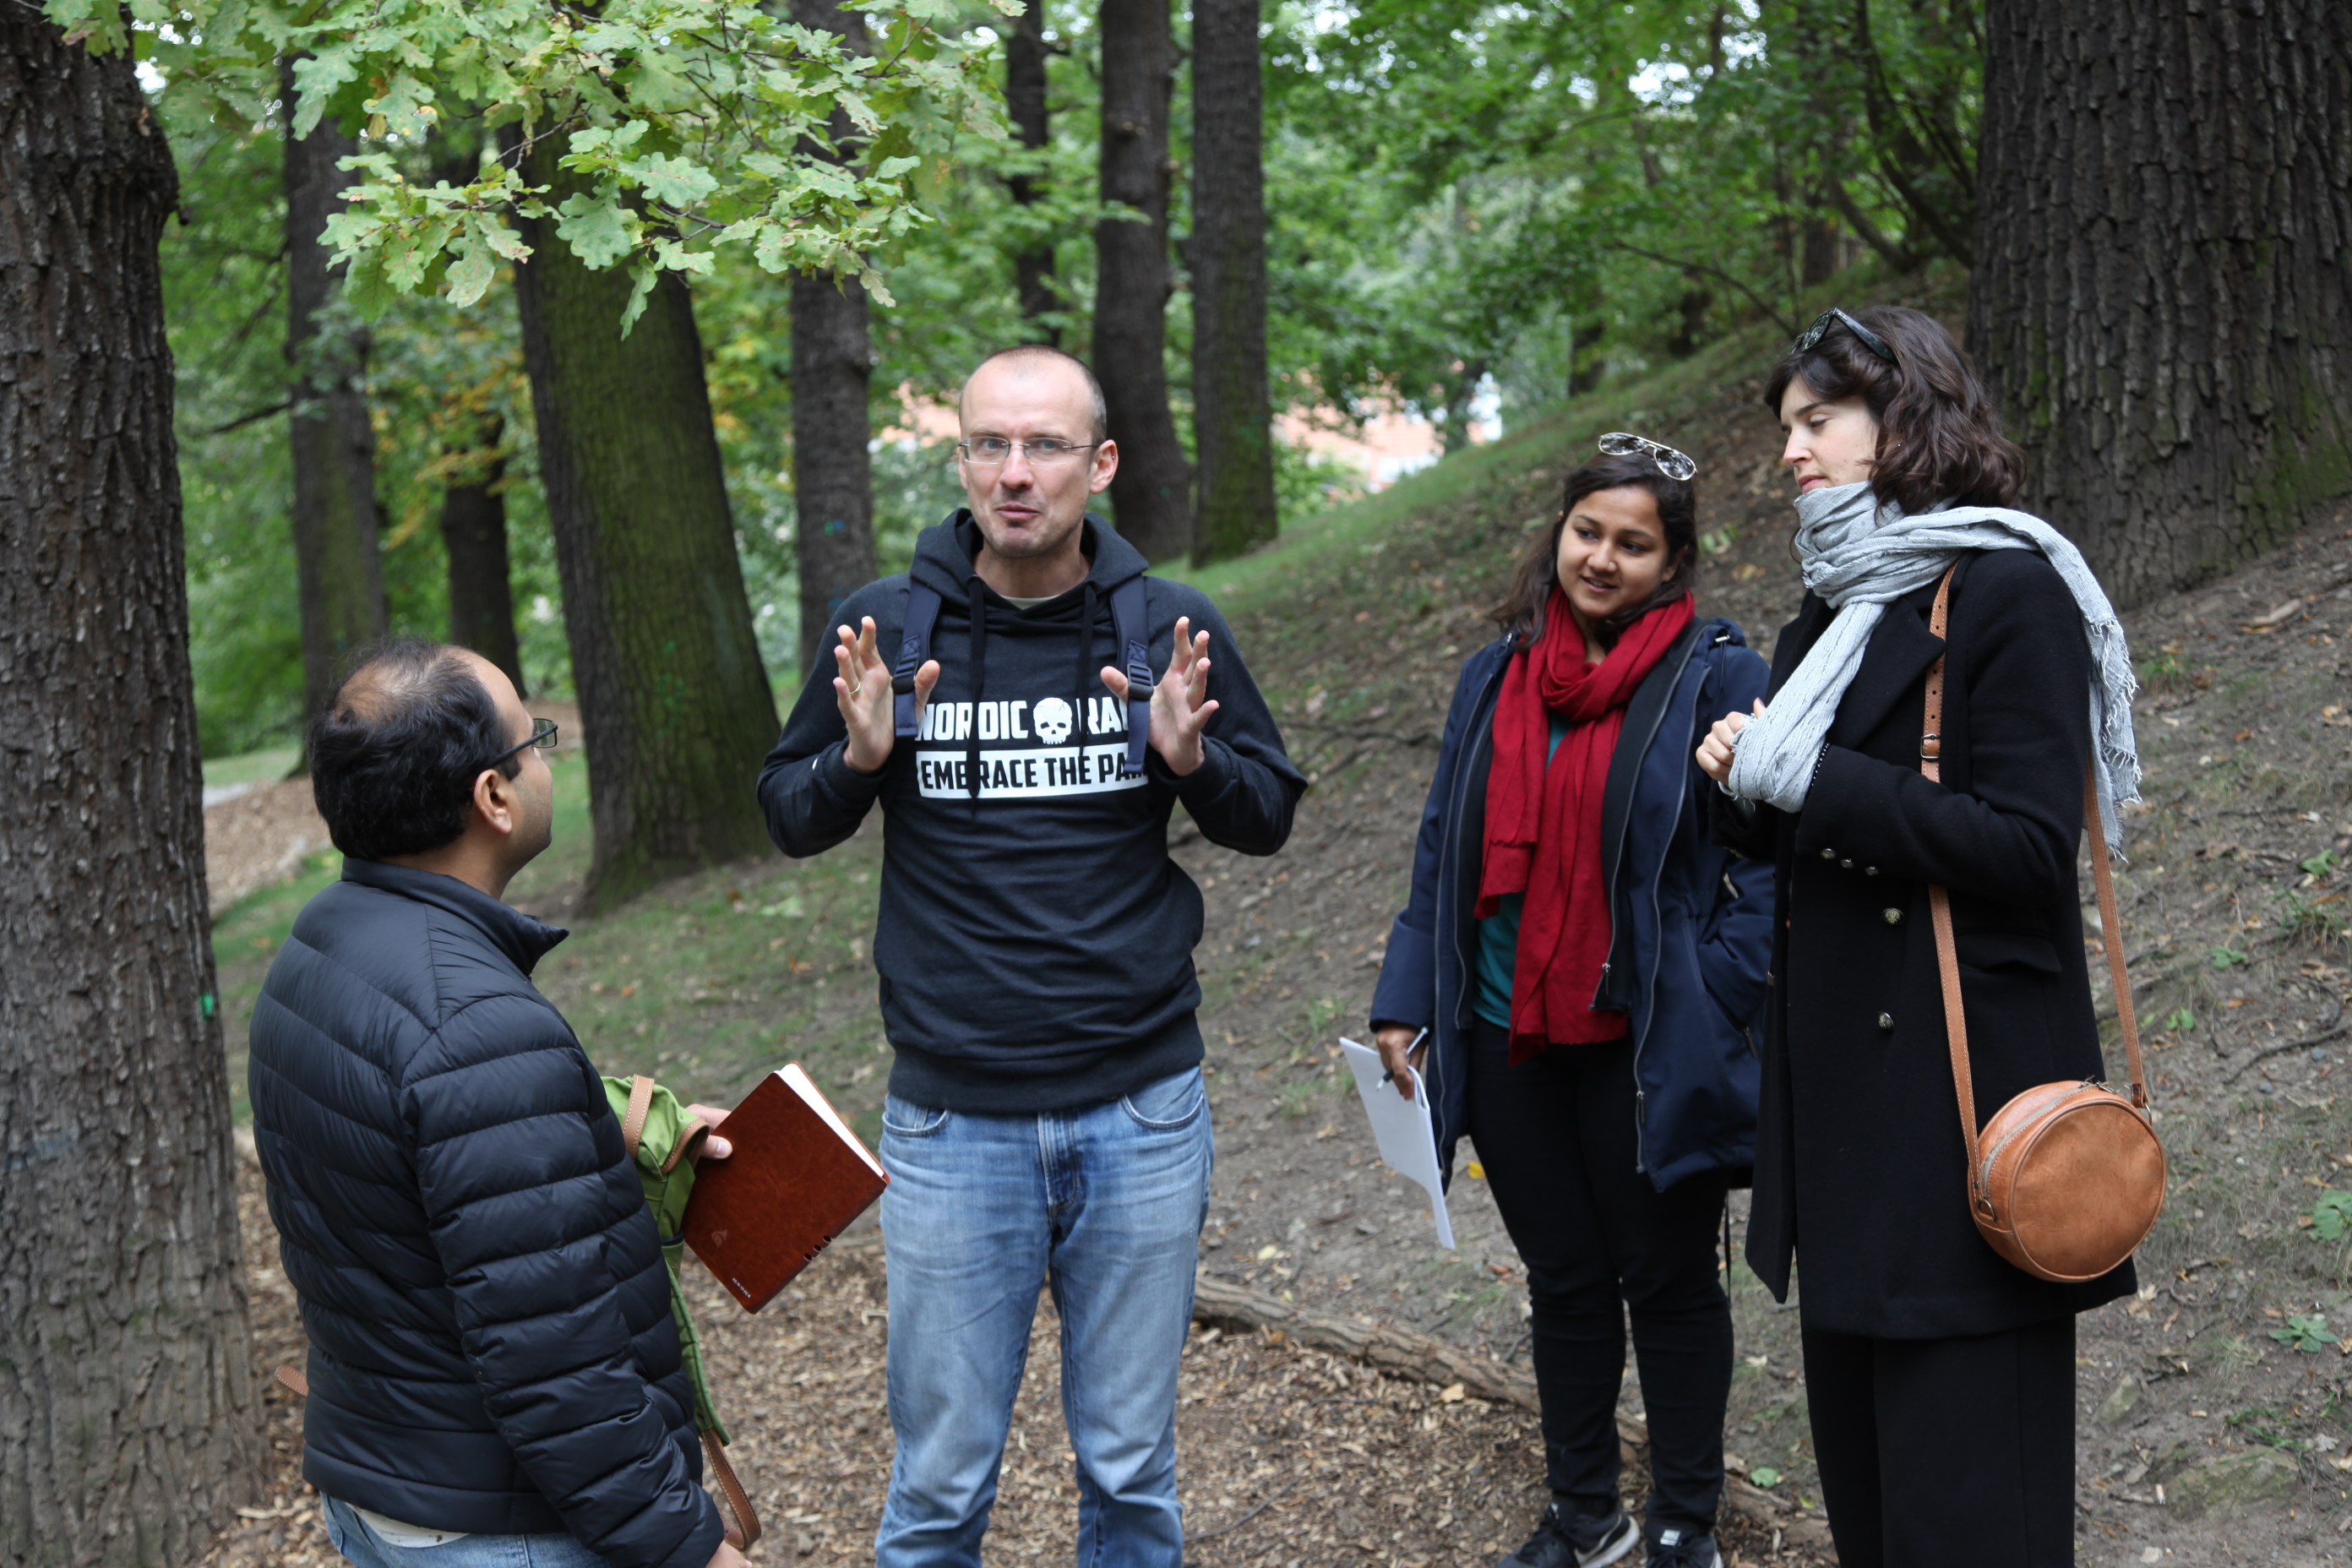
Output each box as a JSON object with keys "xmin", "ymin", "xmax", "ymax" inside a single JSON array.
[
  {"xmin": 2083, "ymin": 770, "xmax": 2151, "ymax": 1109},
  {"xmin": 1919, "ymin": 565, "xmax": 2153, "ymax": 1213},
  {"xmin": 1919, "ymin": 569, "xmax": 1991, "ymax": 1207},
  {"xmin": 622, "ymin": 1074, "xmax": 656, "ymax": 1158},
  {"xmin": 702, "ymin": 1429, "xmax": 762, "ymax": 1548}
]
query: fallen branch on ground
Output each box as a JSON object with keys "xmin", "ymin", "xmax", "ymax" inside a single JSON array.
[
  {"xmin": 1190, "ymin": 1273, "xmax": 1832, "ymax": 1546},
  {"xmin": 2224, "ymin": 1020, "xmax": 2351, "ymax": 1083}
]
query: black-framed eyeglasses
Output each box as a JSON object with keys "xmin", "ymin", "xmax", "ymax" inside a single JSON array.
[
  {"xmin": 481, "ymin": 716, "xmax": 558, "ymax": 770},
  {"xmin": 956, "ymin": 437, "xmax": 1102, "ymax": 468},
  {"xmin": 1598, "ymin": 431, "xmax": 1697, "ymax": 482},
  {"xmin": 1793, "ymin": 307, "xmax": 1897, "ymax": 366}
]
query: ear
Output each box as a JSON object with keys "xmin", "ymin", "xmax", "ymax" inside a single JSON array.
[
  {"xmin": 1089, "ymin": 438, "xmax": 1119, "ymax": 494},
  {"xmin": 471, "ymin": 765, "xmax": 517, "ymax": 837}
]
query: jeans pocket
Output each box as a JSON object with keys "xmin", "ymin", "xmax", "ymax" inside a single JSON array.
[
  {"xmin": 881, "ymin": 1092, "xmax": 951, "ymax": 1138},
  {"xmin": 1119, "ymin": 1067, "xmax": 1206, "ymax": 1131}
]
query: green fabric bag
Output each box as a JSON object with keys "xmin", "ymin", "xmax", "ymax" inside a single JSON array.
[{"xmin": 601, "ymin": 1074, "xmax": 728, "ymax": 1446}]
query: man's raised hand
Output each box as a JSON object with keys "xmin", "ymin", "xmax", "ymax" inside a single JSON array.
[
  {"xmin": 1101, "ymin": 617, "xmax": 1217, "ymax": 777},
  {"xmin": 837, "ymin": 616, "xmax": 939, "ymax": 776}
]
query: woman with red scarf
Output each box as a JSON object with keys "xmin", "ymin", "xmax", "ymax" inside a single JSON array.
[{"xmin": 1371, "ymin": 444, "xmax": 1774, "ymax": 1568}]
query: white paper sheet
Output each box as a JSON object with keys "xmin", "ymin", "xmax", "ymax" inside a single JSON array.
[{"xmin": 1339, "ymin": 1036, "xmax": 1455, "ymax": 1250}]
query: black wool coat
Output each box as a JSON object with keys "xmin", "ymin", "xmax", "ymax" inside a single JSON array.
[
  {"xmin": 1714, "ymin": 547, "xmax": 2136, "ymax": 1339},
  {"xmin": 248, "ymin": 860, "xmax": 722, "ymax": 1568}
]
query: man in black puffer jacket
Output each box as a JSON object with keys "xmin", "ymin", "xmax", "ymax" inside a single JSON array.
[{"xmin": 248, "ymin": 641, "xmax": 743, "ymax": 1568}]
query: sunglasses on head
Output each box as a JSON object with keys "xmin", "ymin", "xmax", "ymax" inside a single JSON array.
[
  {"xmin": 1792, "ymin": 307, "xmax": 1897, "ymax": 366},
  {"xmin": 1597, "ymin": 431, "xmax": 1696, "ymax": 482}
]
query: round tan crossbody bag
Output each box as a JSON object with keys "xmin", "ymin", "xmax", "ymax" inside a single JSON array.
[{"xmin": 1919, "ymin": 566, "xmax": 2167, "ymax": 1282}]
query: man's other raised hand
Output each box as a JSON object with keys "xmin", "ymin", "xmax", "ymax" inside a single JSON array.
[
  {"xmin": 837, "ymin": 616, "xmax": 939, "ymax": 776},
  {"xmin": 1101, "ymin": 617, "xmax": 1217, "ymax": 777}
]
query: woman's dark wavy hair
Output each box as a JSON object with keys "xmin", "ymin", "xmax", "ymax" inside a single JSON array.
[
  {"xmin": 1763, "ymin": 305, "xmax": 2025, "ymax": 514},
  {"xmin": 309, "ymin": 640, "xmax": 521, "ymax": 863},
  {"xmin": 1491, "ymin": 451, "xmax": 1698, "ymax": 651}
]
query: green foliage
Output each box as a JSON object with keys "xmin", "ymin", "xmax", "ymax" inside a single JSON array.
[
  {"xmin": 2163, "ymin": 1006, "xmax": 2197, "ymax": 1035},
  {"xmin": 1749, "ymin": 1466, "xmax": 1782, "ymax": 1488},
  {"xmin": 2210, "ymin": 945, "xmax": 2250, "ymax": 970},
  {"xmin": 2307, "ymin": 1190, "xmax": 2352, "ymax": 1242},
  {"xmin": 68, "ymin": 0, "xmax": 1016, "ymax": 331},
  {"xmin": 2301, "ymin": 848, "xmax": 2341, "ymax": 878}
]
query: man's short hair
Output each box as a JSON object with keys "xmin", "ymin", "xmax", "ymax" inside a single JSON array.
[
  {"xmin": 963, "ymin": 345, "xmax": 1109, "ymax": 444},
  {"xmin": 310, "ymin": 640, "xmax": 519, "ymax": 863}
]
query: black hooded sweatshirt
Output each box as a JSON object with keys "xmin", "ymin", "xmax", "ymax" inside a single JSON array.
[{"xmin": 758, "ymin": 514, "xmax": 1304, "ymax": 1113}]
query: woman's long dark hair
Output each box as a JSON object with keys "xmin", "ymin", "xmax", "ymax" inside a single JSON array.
[
  {"xmin": 1763, "ymin": 305, "xmax": 2025, "ymax": 514},
  {"xmin": 1492, "ymin": 451, "xmax": 1698, "ymax": 651}
]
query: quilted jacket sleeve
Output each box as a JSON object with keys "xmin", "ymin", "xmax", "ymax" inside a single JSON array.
[{"xmin": 406, "ymin": 991, "xmax": 724, "ymax": 1568}]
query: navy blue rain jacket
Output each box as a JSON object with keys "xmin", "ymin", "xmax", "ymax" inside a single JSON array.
[
  {"xmin": 248, "ymin": 859, "xmax": 722, "ymax": 1568},
  {"xmin": 1370, "ymin": 617, "xmax": 1776, "ymax": 1192}
]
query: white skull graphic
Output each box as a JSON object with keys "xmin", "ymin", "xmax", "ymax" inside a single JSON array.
[{"xmin": 1032, "ymin": 697, "xmax": 1075, "ymax": 746}]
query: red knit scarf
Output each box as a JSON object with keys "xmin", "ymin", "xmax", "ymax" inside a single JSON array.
[{"xmin": 1479, "ymin": 591, "xmax": 1694, "ymax": 1063}]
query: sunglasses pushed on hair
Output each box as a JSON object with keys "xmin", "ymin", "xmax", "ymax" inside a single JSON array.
[
  {"xmin": 1598, "ymin": 431, "xmax": 1696, "ymax": 482},
  {"xmin": 1792, "ymin": 307, "xmax": 1897, "ymax": 366}
]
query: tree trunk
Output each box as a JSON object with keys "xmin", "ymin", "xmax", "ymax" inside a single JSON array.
[
  {"xmin": 438, "ymin": 417, "xmax": 526, "ymax": 697},
  {"xmin": 0, "ymin": 17, "xmax": 260, "ymax": 1565},
  {"xmin": 791, "ymin": 271, "xmax": 878, "ymax": 672},
  {"xmin": 789, "ymin": 0, "xmax": 879, "ymax": 677},
  {"xmin": 508, "ymin": 135, "xmax": 777, "ymax": 911},
  {"xmin": 1095, "ymin": 0, "xmax": 1193, "ymax": 561},
  {"xmin": 282, "ymin": 57, "xmax": 387, "ymax": 736},
  {"xmin": 1971, "ymin": 0, "xmax": 2352, "ymax": 607},
  {"xmin": 1006, "ymin": 0, "xmax": 1057, "ymax": 340},
  {"xmin": 1189, "ymin": 0, "xmax": 1277, "ymax": 565}
]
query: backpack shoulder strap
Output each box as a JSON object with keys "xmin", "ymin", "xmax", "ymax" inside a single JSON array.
[
  {"xmin": 1108, "ymin": 576, "xmax": 1153, "ymax": 778},
  {"xmin": 894, "ymin": 581, "xmax": 943, "ymax": 738}
]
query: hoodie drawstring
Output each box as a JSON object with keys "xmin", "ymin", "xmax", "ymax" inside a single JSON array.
[
  {"xmin": 964, "ymin": 575, "xmax": 988, "ymax": 803},
  {"xmin": 1075, "ymin": 580, "xmax": 1098, "ymax": 757}
]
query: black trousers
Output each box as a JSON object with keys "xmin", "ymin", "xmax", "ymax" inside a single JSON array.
[
  {"xmin": 1799, "ymin": 1315, "xmax": 2077, "ymax": 1567},
  {"xmin": 1467, "ymin": 1017, "xmax": 1732, "ymax": 1533}
]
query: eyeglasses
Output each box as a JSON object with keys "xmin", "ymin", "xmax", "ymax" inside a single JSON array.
[
  {"xmin": 1598, "ymin": 431, "xmax": 1697, "ymax": 482},
  {"xmin": 481, "ymin": 716, "xmax": 558, "ymax": 771},
  {"xmin": 1792, "ymin": 307, "xmax": 1897, "ymax": 366},
  {"xmin": 957, "ymin": 437, "xmax": 1102, "ymax": 468}
]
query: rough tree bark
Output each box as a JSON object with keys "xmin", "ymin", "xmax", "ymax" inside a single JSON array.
[
  {"xmin": 790, "ymin": 0, "xmax": 879, "ymax": 676},
  {"xmin": 438, "ymin": 416, "xmax": 525, "ymax": 696},
  {"xmin": 1095, "ymin": 0, "xmax": 1193, "ymax": 561},
  {"xmin": 1971, "ymin": 0, "xmax": 2352, "ymax": 607},
  {"xmin": 1006, "ymin": 0, "xmax": 1056, "ymax": 340},
  {"xmin": 281, "ymin": 58, "xmax": 388, "ymax": 733},
  {"xmin": 509, "ymin": 135, "xmax": 777, "ymax": 910},
  {"xmin": 0, "ymin": 16, "xmax": 259, "ymax": 1565},
  {"xmin": 1189, "ymin": 0, "xmax": 1277, "ymax": 564}
]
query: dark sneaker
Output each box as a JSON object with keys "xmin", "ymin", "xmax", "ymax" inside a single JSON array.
[
  {"xmin": 1496, "ymin": 1503, "xmax": 1637, "ymax": 1568},
  {"xmin": 1646, "ymin": 1525, "xmax": 1722, "ymax": 1568}
]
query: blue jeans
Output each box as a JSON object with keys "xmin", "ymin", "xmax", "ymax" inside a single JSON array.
[
  {"xmin": 320, "ymin": 1498, "xmax": 607, "ymax": 1568},
  {"xmin": 875, "ymin": 1066, "xmax": 1213, "ymax": 1568}
]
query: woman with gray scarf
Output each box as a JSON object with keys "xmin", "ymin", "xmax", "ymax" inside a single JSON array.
[{"xmin": 1694, "ymin": 305, "xmax": 2142, "ymax": 1568}]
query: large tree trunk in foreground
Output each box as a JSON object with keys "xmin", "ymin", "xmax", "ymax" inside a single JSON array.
[
  {"xmin": 1971, "ymin": 0, "xmax": 2352, "ymax": 607},
  {"xmin": 282, "ymin": 59, "xmax": 387, "ymax": 733},
  {"xmin": 438, "ymin": 417, "xmax": 525, "ymax": 696},
  {"xmin": 0, "ymin": 17, "xmax": 259, "ymax": 1565},
  {"xmin": 790, "ymin": 0, "xmax": 879, "ymax": 677},
  {"xmin": 1095, "ymin": 0, "xmax": 1193, "ymax": 561},
  {"xmin": 1189, "ymin": 0, "xmax": 1277, "ymax": 565},
  {"xmin": 509, "ymin": 137, "xmax": 777, "ymax": 911},
  {"xmin": 1006, "ymin": 0, "xmax": 1056, "ymax": 340}
]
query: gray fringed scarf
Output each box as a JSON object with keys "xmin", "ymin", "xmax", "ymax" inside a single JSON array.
[{"xmin": 1723, "ymin": 480, "xmax": 2142, "ymax": 848}]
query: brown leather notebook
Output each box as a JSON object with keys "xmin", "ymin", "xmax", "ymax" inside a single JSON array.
[{"xmin": 683, "ymin": 1064, "xmax": 888, "ymax": 1312}]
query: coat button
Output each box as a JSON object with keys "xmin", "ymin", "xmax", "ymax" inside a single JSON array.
[
  {"xmin": 1839, "ymin": 858, "xmax": 1854, "ymax": 869},
  {"xmin": 1877, "ymin": 1012, "xmax": 1895, "ymax": 1031},
  {"xmin": 1820, "ymin": 847, "xmax": 1837, "ymax": 860},
  {"xmin": 1864, "ymin": 866, "xmax": 1881, "ymax": 876},
  {"xmin": 1882, "ymin": 907, "xmax": 1903, "ymax": 926}
]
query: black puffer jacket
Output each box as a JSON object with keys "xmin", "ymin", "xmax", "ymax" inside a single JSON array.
[{"xmin": 248, "ymin": 859, "xmax": 721, "ymax": 1568}]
